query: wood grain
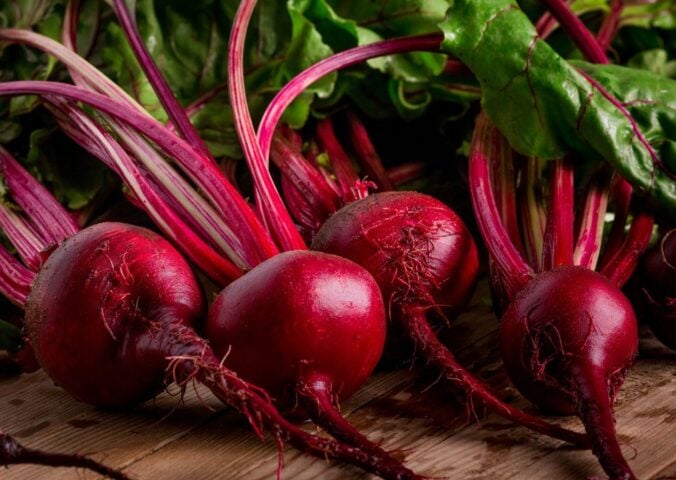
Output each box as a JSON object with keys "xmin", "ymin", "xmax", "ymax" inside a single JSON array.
[{"xmin": 1, "ymin": 281, "xmax": 674, "ymax": 480}]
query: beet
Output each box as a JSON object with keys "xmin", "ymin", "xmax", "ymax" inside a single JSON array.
[
  {"xmin": 26, "ymin": 222, "xmax": 204, "ymax": 407},
  {"xmin": 206, "ymin": 250, "xmax": 422, "ymax": 478},
  {"xmin": 501, "ymin": 267, "xmax": 637, "ymax": 479},
  {"xmin": 207, "ymin": 250, "xmax": 386, "ymax": 407}
]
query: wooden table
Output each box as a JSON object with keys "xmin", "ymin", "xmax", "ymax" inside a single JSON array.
[{"xmin": 2, "ymin": 281, "xmax": 675, "ymax": 480}]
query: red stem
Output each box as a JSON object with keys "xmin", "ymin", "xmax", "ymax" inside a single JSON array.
[
  {"xmin": 542, "ymin": 158, "xmax": 575, "ymax": 270},
  {"xmin": 0, "ymin": 147, "xmax": 79, "ymax": 246},
  {"xmin": 271, "ymin": 135, "xmax": 340, "ymax": 218},
  {"xmin": 315, "ymin": 118, "xmax": 363, "ymax": 203},
  {"xmin": 228, "ymin": 0, "xmax": 306, "ymax": 252},
  {"xmin": 0, "ymin": 247, "xmax": 34, "ymax": 307},
  {"xmin": 0, "ymin": 205, "xmax": 44, "ymax": 271},
  {"xmin": 540, "ymin": 0, "xmax": 610, "ymax": 64},
  {"xmin": 574, "ymin": 170, "xmax": 610, "ymax": 269},
  {"xmin": 599, "ymin": 177, "xmax": 633, "ymax": 269},
  {"xmin": 469, "ymin": 115, "xmax": 534, "ymax": 298},
  {"xmin": 0, "ymin": 80, "xmax": 278, "ymax": 271},
  {"xmin": 596, "ymin": 0, "xmax": 625, "ymax": 52},
  {"xmin": 55, "ymin": 99, "xmax": 243, "ymax": 284},
  {"xmin": 257, "ymin": 33, "xmax": 443, "ymax": 163},
  {"xmin": 601, "ymin": 205, "xmax": 655, "ymax": 287},
  {"xmin": 346, "ymin": 112, "xmax": 395, "ymax": 192},
  {"xmin": 490, "ymin": 132, "xmax": 526, "ymax": 258},
  {"xmin": 111, "ymin": 0, "xmax": 214, "ymax": 162},
  {"xmin": 386, "ymin": 161, "xmax": 429, "ymax": 187}
]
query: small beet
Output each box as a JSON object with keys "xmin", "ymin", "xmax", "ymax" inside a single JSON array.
[{"xmin": 501, "ymin": 266, "xmax": 637, "ymax": 479}]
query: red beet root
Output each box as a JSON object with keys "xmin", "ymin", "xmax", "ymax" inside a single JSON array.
[
  {"xmin": 206, "ymin": 250, "xmax": 421, "ymax": 479},
  {"xmin": 207, "ymin": 250, "xmax": 385, "ymax": 406},
  {"xmin": 501, "ymin": 267, "xmax": 637, "ymax": 479},
  {"xmin": 312, "ymin": 191, "xmax": 587, "ymax": 446},
  {"xmin": 26, "ymin": 222, "xmax": 204, "ymax": 407}
]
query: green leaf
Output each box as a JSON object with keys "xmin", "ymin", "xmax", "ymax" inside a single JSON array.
[
  {"xmin": 621, "ymin": 1, "xmax": 675, "ymax": 30},
  {"xmin": 626, "ymin": 49, "xmax": 676, "ymax": 78},
  {"xmin": 24, "ymin": 128, "xmax": 110, "ymax": 209},
  {"xmin": 439, "ymin": 0, "xmax": 676, "ymax": 213}
]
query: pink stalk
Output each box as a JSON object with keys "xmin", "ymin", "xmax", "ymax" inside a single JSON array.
[
  {"xmin": 57, "ymin": 101, "xmax": 243, "ymax": 285},
  {"xmin": 601, "ymin": 207, "xmax": 655, "ymax": 287},
  {"xmin": 59, "ymin": 101, "xmax": 243, "ymax": 283},
  {"xmin": 518, "ymin": 157, "xmax": 547, "ymax": 269},
  {"xmin": 10, "ymin": 26, "xmax": 275, "ymax": 263},
  {"xmin": 0, "ymin": 247, "xmax": 34, "ymax": 306},
  {"xmin": 443, "ymin": 59, "xmax": 472, "ymax": 75},
  {"xmin": 110, "ymin": 0, "xmax": 214, "ymax": 161},
  {"xmin": 535, "ymin": 11, "xmax": 559, "ymax": 40},
  {"xmin": 386, "ymin": 161, "xmax": 429, "ymax": 186},
  {"xmin": 0, "ymin": 29, "xmax": 142, "ymax": 112},
  {"xmin": 346, "ymin": 112, "xmax": 394, "ymax": 191},
  {"xmin": 0, "ymin": 80, "xmax": 279, "ymax": 269},
  {"xmin": 490, "ymin": 131, "xmax": 526, "ymax": 257},
  {"xmin": 270, "ymin": 135, "xmax": 340, "ymax": 217},
  {"xmin": 541, "ymin": 158, "xmax": 575, "ymax": 270},
  {"xmin": 469, "ymin": 115, "xmax": 534, "ymax": 298},
  {"xmin": 542, "ymin": 0, "xmax": 658, "ymax": 277},
  {"xmin": 540, "ymin": 0, "xmax": 609, "ymax": 64},
  {"xmin": 228, "ymin": 0, "xmax": 306, "ymax": 252},
  {"xmin": 600, "ymin": 177, "xmax": 633, "ymax": 269},
  {"xmin": 0, "ymin": 147, "xmax": 79, "ymax": 244},
  {"xmin": 596, "ymin": 0, "xmax": 625, "ymax": 52},
  {"xmin": 61, "ymin": 4, "xmax": 264, "ymax": 268},
  {"xmin": 574, "ymin": 172, "xmax": 610, "ymax": 269},
  {"xmin": 315, "ymin": 119, "xmax": 364, "ymax": 202},
  {"xmin": 0, "ymin": 205, "xmax": 44, "ymax": 271},
  {"xmin": 257, "ymin": 34, "xmax": 443, "ymax": 162},
  {"xmin": 280, "ymin": 174, "xmax": 324, "ymax": 235}
]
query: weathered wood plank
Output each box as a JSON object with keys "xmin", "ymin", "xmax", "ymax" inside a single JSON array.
[{"xmin": 1, "ymin": 281, "xmax": 674, "ymax": 480}]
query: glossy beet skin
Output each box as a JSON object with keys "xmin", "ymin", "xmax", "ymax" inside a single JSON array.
[
  {"xmin": 634, "ymin": 229, "xmax": 676, "ymax": 349},
  {"xmin": 25, "ymin": 222, "xmax": 204, "ymax": 407},
  {"xmin": 312, "ymin": 192, "xmax": 479, "ymax": 320},
  {"xmin": 501, "ymin": 266, "xmax": 637, "ymax": 479},
  {"xmin": 206, "ymin": 250, "xmax": 386, "ymax": 407}
]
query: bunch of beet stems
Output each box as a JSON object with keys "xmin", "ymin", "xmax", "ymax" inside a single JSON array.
[
  {"xmin": 243, "ymin": 9, "xmax": 591, "ymax": 449},
  {"xmin": 0, "ymin": 2, "xmax": 420, "ymax": 479},
  {"xmin": 0, "ymin": 150, "xmax": 129, "ymax": 480},
  {"xmin": 538, "ymin": 0, "xmax": 653, "ymax": 278},
  {"xmin": 466, "ymin": 2, "xmax": 655, "ymax": 478}
]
